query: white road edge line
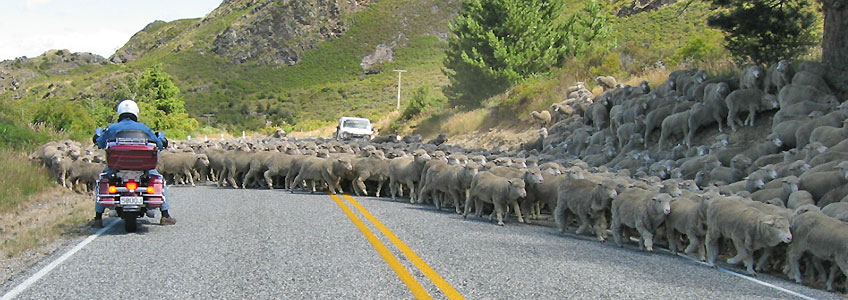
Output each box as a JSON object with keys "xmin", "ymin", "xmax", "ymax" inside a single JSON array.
[
  {"xmin": 1, "ymin": 219, "xmax": 120, "ymax": 300},
  {"xmin": 659, "ymin": 249, "xmax": 819, "ymax": 300}
]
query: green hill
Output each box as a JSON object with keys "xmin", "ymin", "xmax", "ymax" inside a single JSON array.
[{"xmin": 0, "ymin": 0, "xmax": 460, "ymax": 137}]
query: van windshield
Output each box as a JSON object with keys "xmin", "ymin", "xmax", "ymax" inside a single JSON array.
[{"xmin": 343, "ymin": 120, "xmax": 370, "ymax": 129}]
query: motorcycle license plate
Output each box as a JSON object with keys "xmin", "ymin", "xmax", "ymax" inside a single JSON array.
[{"xmin": 120, "ymin": 196, "xmax": 143, "ymax": 205}]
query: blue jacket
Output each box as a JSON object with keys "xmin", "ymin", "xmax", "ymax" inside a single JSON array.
[{"xmin": 96, "ymin": 119, "xmax": 163, "ymax": 149}]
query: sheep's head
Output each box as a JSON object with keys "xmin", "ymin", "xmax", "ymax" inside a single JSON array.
[
  {"xmin": 652, "ymin": 193, "xmax": 673, "ymax": 215},
  {"xmin": 763, "ymin": 215, "xmax": 792, "ymax": 244},
  {"xmin": 196, "ymin": 154, "xmax": 210, "ymax": 167},
  {"xmin": 782, "ymin": 176, "xmax": 800, "ymax": 193},
  {"xmin": 508, "ymin": 179, "xmax": 527, "ymax": 199},
  {"xmin": 524, "ymin": 168, "xmax": 544, "ymax": 184}
]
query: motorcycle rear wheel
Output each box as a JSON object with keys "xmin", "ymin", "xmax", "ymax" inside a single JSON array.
[{"xmin": 123, "ymin": 216, "xmax": 137, "ymax": 232}]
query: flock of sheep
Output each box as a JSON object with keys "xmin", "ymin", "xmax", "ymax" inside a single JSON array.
[{"xmin": 25, "ymin": 59, "xmax": 848, "ymax": 294}]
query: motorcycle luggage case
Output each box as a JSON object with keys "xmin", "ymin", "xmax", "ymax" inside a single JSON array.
[{"xmin": 107, "ymin": 144, "xmax": 157, "ymax": 170}]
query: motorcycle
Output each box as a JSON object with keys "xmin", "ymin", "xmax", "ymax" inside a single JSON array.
[{"xmin": 94, "ymin": 129, "xmax": 167, "ymax": 232}]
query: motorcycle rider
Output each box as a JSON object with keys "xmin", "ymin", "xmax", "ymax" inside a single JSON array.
[{"xmin": 91, "ymin": 99, "xmax": 176, "ymax": 228}]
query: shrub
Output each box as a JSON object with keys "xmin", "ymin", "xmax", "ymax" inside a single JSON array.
[{"xmin": 401, "ymin": 85, "xmax": 445, "ymax": 120}]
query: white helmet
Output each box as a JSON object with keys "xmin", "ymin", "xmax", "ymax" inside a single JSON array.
[{"xmin": 117, "ymin": 99, "xmax": 139, "ymax": 120}]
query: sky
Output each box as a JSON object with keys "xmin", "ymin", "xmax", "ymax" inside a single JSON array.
[{"xmin": 0, "ymin": 0, "xmax": 223, "ymax": 61}]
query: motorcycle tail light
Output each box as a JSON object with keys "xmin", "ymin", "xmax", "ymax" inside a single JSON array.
[
  {"xmin": 126, "ymin": 181, "xmax": 138, "ymax": 191},
  {"xmin": 108, "ymin": 185, "xmax": 117, "ymax": 194},
  {"xmin": 146, "ymin": 186, "xmax": 155, "ymax": 194}
]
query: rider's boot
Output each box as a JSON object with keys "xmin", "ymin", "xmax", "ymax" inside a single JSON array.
[
  {"xmin": 160, "ymin": 210, "xmax": 176, "ymax": 225},
  {"xmin": 90, "ymin": 212, "xmax": 103, "ymax": 228}
]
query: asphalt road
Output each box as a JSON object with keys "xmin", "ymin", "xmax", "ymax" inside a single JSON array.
[{"xmin": 1, "ymin": 185, "xmax": 843, "ymax": 299}]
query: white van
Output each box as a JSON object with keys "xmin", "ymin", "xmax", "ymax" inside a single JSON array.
[{"xmin": 334, "ymin": 117, "xmax": 373, "ymax": 140}]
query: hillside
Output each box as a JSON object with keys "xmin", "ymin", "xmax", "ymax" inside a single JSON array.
[{"xmin": 0, "ymin": 0, "xmax": 461, "ymax": 136}]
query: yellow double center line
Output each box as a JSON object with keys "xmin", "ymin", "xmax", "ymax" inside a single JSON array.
[{"xmin": 329, "ymin": 193, "xmax": 464, "ymax": 300}]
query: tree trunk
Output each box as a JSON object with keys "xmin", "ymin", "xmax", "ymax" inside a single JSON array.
[{"xmin": 821, "ymin": 0, "xmax": 848, "ymax": 98}]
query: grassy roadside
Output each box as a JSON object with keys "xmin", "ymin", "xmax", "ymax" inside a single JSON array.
[{"xmin": 0, "ymin": 123, "xmax": 91, "ymax": 275}]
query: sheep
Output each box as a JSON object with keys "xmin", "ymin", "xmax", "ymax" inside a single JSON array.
[
  {"xmin": 584, "ymin": 99, "xmax": 610, "ymax": 131},
  {"xmin": 658, "ymin": 110, "xmax": 690, "ymax": 150},
  {"xmin": 821, "ymin": 202, "xmax": 848, "ymax": 220},
  {"xmin": 778, "ymin": 84, "xmax": 839, "ymax": 108},
  {"xmin": 388, "ymin": 150, "xmax": 431, "ymax": 203},
  {"xmin": 772, "ymin": 115, "xmax": 820, "ymax": 149},
  {"xmin": 772, "ymin": 101, "xmax": 835, "ymax": 127},
  {"xmin": 550, "ymin": 102, "xmax": 575, "ymax": 124},
  {"xmin": 687, "ymin": 83, "xmax": 730, "ymax": 146},
  {"xmin": 463, "ymin": 171, "xmax": 527, "ymax": 226},
  {"xmin": 530, "ymin": 110, "xmax": 552, "ymax": 127},
  {"xmin": 799, "ymin": 161, "xmax": 848, "ymax": 200},
  {"xmin": 48, "ymin": 154, "xmax": 73, "ymax": 188},
  {"xmin": 740, "ymin": 65, "xmax": 765, "ymax": 90},
  {"xmin": 285, "ymin": 150, "xmax": 328, "ymax": 191},
  {"xmin": 666, "ymin": 192, "xmax": 709, "ymax": 260},
  {"xmin": 262, "ymin": 152, "xmax": 299, "ymax": 189},
  {"xmin": 704, "ymin": 196, "xmax": 793, "ymax": 275},
  {"xmin": 787, "ymin": 191, "xmax": 815, "ymax": 210},
  {"xmin": 724, "ymin": 89, "xmax": 778, "ymax": 131},
  {"xmin": 739, "ymin": 133, "xmax": 783, "ymax": 162},
  {"xmin": 643, "ymin": 100, "xmax": 675, "ymax": 140},
  {"xmin": 426, "ymin": 133, "xmax": 448, "ymax": 146},
  {"xmin": 786, "ymin": 209, "xmax": 848, "ymax": 292},
  {"xmin": 554, "ymin": 178, "xmax": 618, "ymax": 241},
  {"xmin": 809, "ymin": 119, "xmax": 848, "ymax": 148},
  {"xmin": 808, "ymin": 151, "xmax": 848, "ymax": 168},
  {"xmin": 792, "ymin": 70, "xmax": 832, "ymax": 94},
  {"xmin": 442, "ymin": 163, "xmax": 480, "ymax": 213},
  {"xmin": 351, "ymin": 152, "xmax": 391, "ymax": 197},
  {"xmin": 611, "ymin": 191, "xmax": 673, "ymax": 252},
  {"xmin": 595, "ymin": 75, "xmax": 617, "ymax": 91},
  {"xmin": 218, "ymin": 147, "xmax": 255, "ymax": 189},
  {"xmin": 764, "ymin": 60, "xmax": 792, "ymax": 95},
  {"xmin": 66, "ymin": 160, "xmax": 105, "ymax": 193},
  {"xmin": 157, "ymin": 152, "xmax": 209, "ymax": 186},
  {"xmin": 290, "ymin": 157, "xmax": 353, "ymax": 195},
  {"xmin": 750, "ymin": 176, "xmax": 798, "ymax": 203},
  {"xmin": 818, "ymin": 183, "xmax": 848, "ymax": 208}
]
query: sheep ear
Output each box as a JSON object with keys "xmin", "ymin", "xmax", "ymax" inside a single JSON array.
[{"xmin": 762, "ymin": 218, "xmax": 775, "ymax": 225}]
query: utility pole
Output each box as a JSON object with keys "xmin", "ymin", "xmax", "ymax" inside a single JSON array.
[
  {"xmin": 202, "ymin": 113, "xmax": 215, "ymax": 127},
  {"xmin": 393, "ymin": 69, "xmax": 407, "ymax": 110}
]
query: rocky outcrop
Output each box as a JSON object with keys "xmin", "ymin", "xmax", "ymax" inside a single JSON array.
[
  {"xmin": 212, "ymin": 0, "xmax": 371, "ymax": 65},
  {"xmin": 616, "ymin": 0, "xmax": 678, "ymax": 17},
  {"xmin": 360, "ymin": 42, "xmax": 395, "ymax": 74},
  {"xmin": 0, "ymin": 50, "xmax": 104, "ymax": 94}
]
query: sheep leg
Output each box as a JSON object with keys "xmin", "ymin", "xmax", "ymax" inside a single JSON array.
[
  {"xmin": 666, "ymin": 228, "xmax": 679, "ymax": 254},
  {"xmin": 592, "ymin": 215, "xmax": 608, "ymax": 242},
  {"xmin": 787, "ymin": 244, "xmax": 805, "ymax": 284},
  {"xmin": 554, "ymin": 200, "xmax": 568, "ymax": 233},
  {"xmin": 264, "ymin": 170, "xmax": 276, "ymax": 190},
  {"xmin": 185, "ymin": 168, "xmax": 195, "ymax": 187},
  {"xmin": 743, "ymin": 251, "xmax": 757, "ymax": 275},
  {"xmin": 746, "ymin": 108, "xmax": 756, "ymax": 126},
  {"xmin": 494, "ymin": 202, "xmax": 505, "ymax": 226},
  {"xmin": 462, "ymin": 192, "xmax": 473, "ymax": 219},
  {"xmin": 289, "ymin": 175, "xmax": 303, "ymax": 193},
  {"xmin": 726, "ymin": 237, "xmax": 747, "ymax": 265},
  {"xmin": 512, "ymin": 201, "xmax": 524, "ymax": 223},
  {"xmin": 826, "ymin": 265, "xmax": 839, "ymax": 291},
  {"xmin": 575, "ymin": 214, "xmax": 591, "ymax": 235},
  {"xmin": 474, "ymin": 199, "xmax": 484, "ymax": 217},
  {"xmin": 389, "ymin": 178, "xmax": 398, "ymax": 201},
  {"xmin": 754, "ymin": 247, "xmax": 773, "ymax": 272},
  {"xmin": 636, "ymin": 222, "xmax": 654, "ymax": 252},
  {"xmin": 705, "ymin": 231, "xmax": 720, "ymax": 267},
  {"xmin": 376, "ymin": 181, "xmax": 384, "ymax": 197},
  {"xmin": 353, "ymin": 178, "xmax": 367, "ymax": 196},
  {"xmin": 406, "ymin": 180, "xmax": 416, "ymax": 204},
  {"xmin": 611, "ymin": 215, "xmax": 623, "ymax": 248},
  {"xmin": 216, "ymin": 168, "xmax": 228, "ymax": 187}
]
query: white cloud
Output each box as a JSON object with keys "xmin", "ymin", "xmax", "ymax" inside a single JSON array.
[{"xmin": 25, "ymin": 0, "xmax": 52, "ymax": 10}]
